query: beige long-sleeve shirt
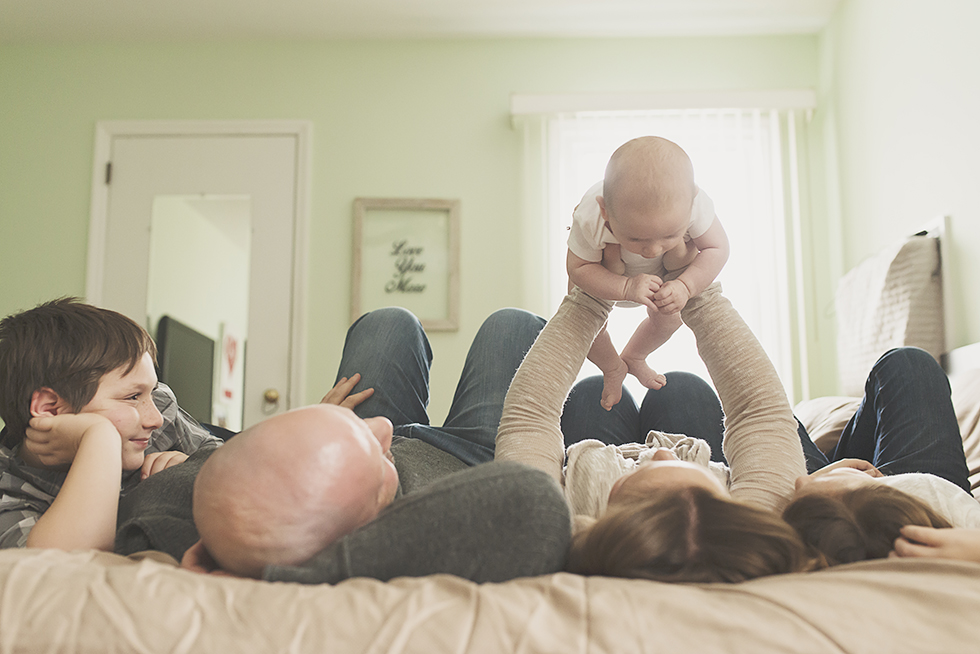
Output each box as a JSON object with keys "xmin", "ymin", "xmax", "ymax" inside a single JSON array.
[{"xmin": 496, "ymin": 284, "xmax": 805, "ymax": 518}]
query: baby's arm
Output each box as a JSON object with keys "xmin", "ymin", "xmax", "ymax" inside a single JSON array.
[
  {"xmin": 23, "ymin": 413, "xmax": 124, "ymax": 550},
  {"xmin": 655, "ymin": 217, "xmax": 730, "ymax": 314},
  {"xmin": 892, "ymin": 525, "xmax": 980, "ymax": 564},
  {"xmin": 601, "ymin": 243, "xmax": 626, "ymax": 276},
  {"xmin": 567, "ymin": 250, "xmax": 660, "ymax": 309}
]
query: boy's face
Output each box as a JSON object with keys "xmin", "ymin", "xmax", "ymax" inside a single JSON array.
[
  {"xmin": 601, "ymin": 197, "xmax": 691, "ymax": 260},
  {"xmin": 79, "ymin": 352, "xmax": 163, "ymax": 471}
]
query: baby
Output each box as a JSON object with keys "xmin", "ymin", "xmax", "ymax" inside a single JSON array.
[{"xmin": 567, "ymin": 136, "xmax": 729, "ymax": 410}]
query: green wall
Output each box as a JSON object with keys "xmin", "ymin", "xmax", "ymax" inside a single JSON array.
[
  {"xmin": 0, "ymin": 36, "xmax": 819, "ymax": 421},
  {"xmin": 820, "ymin": 0, "xmax": 980, "ymax": 352}
]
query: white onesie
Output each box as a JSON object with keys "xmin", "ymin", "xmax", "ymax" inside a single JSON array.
[{"xmin": 567, "ymin": 180, "xmax": 717, "ymax": 278}]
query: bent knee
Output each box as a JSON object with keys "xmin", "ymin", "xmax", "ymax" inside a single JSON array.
[
  {"xmin": 876, "ymin": 347, "xmax": 943, "ymax": 376},
  {"xmin": 479, "ymin": 307, "xmax": 546, "ymax": 334},
  {"xmin": 352, "ymin": 306, "xmax": 423, "ymax": 333}
]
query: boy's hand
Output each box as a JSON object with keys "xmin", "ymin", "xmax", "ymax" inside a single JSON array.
[
  {"xmin": 654, "ymin": 279, "xmax": 693, "ymax": 314},
  {"xmin": 141, "ymin": 451, "xmax": 188, "ymax": 480},
  {"xmin": 321, "ymin": 373, "xmax": 375, "ymax": 409},
  {"xmin": 623, "ymin": 274, "xmax": 661, "ymax": 310},
  {"xmin": 25, "ymin": 413, "xmax": 119, "ymax": 468},
  {"xmin": 892, "ymin": 526, "xmax": 980, "ymax": 564}
]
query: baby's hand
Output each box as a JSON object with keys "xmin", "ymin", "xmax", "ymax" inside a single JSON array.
[
  {"xmin": 141, "ymin": 451, "xmax": 189, "ymax": 480},
  {"xmin": 892, "ymin": 526, "xmax": 980, "ymax": 564},
  {"xmin": 623, "ymin": 274, "xmax": 661, "ymax": 310},
  {"xmin": 654, "ymin": 280, "xmax": 693, "ymax": 314},
  {"xmin": 25, "ymin": 413, "xmax": 119, "ymax": 468}
]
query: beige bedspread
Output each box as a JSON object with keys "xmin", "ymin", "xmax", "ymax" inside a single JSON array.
[{"xmin": 1, "ymin": 547, "xmax": 978, "ymax": 653}]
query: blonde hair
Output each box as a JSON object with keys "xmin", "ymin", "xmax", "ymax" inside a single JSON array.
[
  {"xmin": 567, "ymin": 487, "xmax": 814, "ymax": 583},
  {"xmin": 783, "ymin": 484, "xmax": 952, "ymax": 566}
]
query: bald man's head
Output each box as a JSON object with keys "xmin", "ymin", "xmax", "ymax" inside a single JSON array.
[{"xmin": 192, "ymin": 404, "xmax": 398, "ymax": 577}]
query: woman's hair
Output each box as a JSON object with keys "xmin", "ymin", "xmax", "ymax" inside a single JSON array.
[
  {"xmin": 783, "ymin": 484, "xmax": 952, "ymax": 566},
  {"xmin": 566, "ymin": 487, "xmax": 815, "ymax": 583}
]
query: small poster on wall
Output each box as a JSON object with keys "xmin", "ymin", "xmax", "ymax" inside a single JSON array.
[
  {"xmin": 351, "ymin": 198, "xmax": 460, "ymax": 331},
  {"xmin": 214, "ymin": 322, "xmax": 245, "ymax": 432}
]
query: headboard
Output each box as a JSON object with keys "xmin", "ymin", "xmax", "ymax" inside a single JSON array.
[
  {"xmin": 835, "ymin": 216, "xmax": 953, "ymax": 396},
  {"xmin": 944, "ymin": 341, "xmax": 980, "ymax": 376}
]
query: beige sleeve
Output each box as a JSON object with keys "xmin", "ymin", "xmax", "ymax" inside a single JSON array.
[
  {"xmin": 496, "ymin": 287, "xmax": 612, "ymax": 483},
  {"xmin": 680, "ymin": 283, "xmax": 806, "ymax": 512}
]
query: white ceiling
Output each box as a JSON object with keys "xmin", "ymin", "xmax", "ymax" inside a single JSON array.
[{"xmin": 0, "ymin": 0, "xmax": 841, "ymax": 42}]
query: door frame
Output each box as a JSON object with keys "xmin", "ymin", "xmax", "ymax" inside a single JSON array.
[{"xmin": 86, "ymin": 119, "xmax": 313, "ymax": 412}]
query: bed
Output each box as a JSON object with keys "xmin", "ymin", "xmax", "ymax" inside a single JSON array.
[
  {"xmin": 1, "ymin": 347, "xmax": 978, "ymax": 654},
  {"xmin": 3, "ymin": 228, "xmax": 979, "ymax": 652}
]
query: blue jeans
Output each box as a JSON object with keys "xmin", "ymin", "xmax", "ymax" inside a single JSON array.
[
  {"xmin": 562, "ymin": 347, "xmax": 970, "ymax": 491},
  {"xmin": 336, "ymin": 307, "xmax": 547, "ymax": 466}
]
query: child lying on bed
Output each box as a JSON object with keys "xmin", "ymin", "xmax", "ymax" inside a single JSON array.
[
  {"xmin": 0, "ymin": 298, "xmax": 220, "ymax": 550},
  {"xmin": 781, "ymin": 347, "xmax": 980, "ymax": 565}
]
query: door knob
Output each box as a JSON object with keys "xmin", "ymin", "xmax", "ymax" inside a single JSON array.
[{"xmin": 263, "ymin": 388, "xmax": 280, "ymax": 404}]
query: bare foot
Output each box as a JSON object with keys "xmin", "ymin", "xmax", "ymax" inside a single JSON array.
[
  {"xmin": 600, "ymin": 358, "xmax": 629, "ymax": 410},
  {"xmin": 622, "ymin": 355, "xmax": 667, "ymax": 390}
]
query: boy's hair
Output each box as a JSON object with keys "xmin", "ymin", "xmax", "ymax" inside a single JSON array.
[
  {"xmin": 566, "ymin": 487, "xmax": 816, "ymax": 583},
  {"xmin": 0, "ymin": 297, "xmax": 156, "ymax": 448},
  {"xmin": 782, "ymin": 484, "xmax": 952, "ymax": 566}
]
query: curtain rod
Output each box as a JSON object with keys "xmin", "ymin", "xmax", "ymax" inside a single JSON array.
[{"xmin": 510, "ymin": 90, "xmax": 817, "ymax": 115}]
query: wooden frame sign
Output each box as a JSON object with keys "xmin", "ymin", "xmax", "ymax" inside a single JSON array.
[{"xmin": 351, "ymin": 198, "xmax": 460, "ymax": 331}]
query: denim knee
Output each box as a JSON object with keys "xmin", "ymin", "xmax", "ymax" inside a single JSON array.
[
  {"xmin": 349, "ymin": 306, "xmax": 423, "ymax": 337},
  {"xmin": 478, "ymin": 307, "xmax": 546, "ymax": 335},
  {"xmin": 661, "ymin": 371, "xmax": 715, "ymax": 395},
  {"xmin": 874, "ymin": 347, "xmax": 947, "ymax": 386}
]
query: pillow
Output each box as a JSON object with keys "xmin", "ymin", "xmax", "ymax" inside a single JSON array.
[
  {"xmin": 950, "ymin": 369, "xmax": 980, "ymax": 498},
  {"xmin": 793, "ymin": 396, "xmax": 861, "ymax": 455}
]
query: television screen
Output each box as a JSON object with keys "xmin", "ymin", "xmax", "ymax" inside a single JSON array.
[{"xmin": 156, "ymin": 315, "xmax": 214, "ymax": 425}]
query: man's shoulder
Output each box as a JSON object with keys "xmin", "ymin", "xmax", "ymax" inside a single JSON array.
[{"xmin": 390, "ymin": 438, "xmax": 468, "ymax": 495}]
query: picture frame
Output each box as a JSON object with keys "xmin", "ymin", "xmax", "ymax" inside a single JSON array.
[{"xmin": 351, "ymin": 198, "xmax": 460, "ymax": 331}]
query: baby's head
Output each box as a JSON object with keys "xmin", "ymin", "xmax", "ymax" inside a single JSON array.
[
  {"xmin": 598, "ymin": 136, "xmax": 696, "ymax": 259},
  {"xmin": 190, "ymin": 404, "xmax": 399, "ymax": 578}
]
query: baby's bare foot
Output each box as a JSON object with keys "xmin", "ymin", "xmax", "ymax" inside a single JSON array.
[
  {"xmin": 622, "ymin": 356, "xmax": 667, "ymax": 390},
  {"xmin": 601, "ymin": 359, "xmax": 629, "ymax": 410}
]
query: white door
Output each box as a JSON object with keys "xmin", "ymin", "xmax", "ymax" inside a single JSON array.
[{"xmin": 87, "ymin": 122, "xmax": 309, "ymax": 429}]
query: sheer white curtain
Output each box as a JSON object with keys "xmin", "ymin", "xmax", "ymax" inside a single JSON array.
[{"xmin": 526, "ymin": 108, "xmax": 803, "ymax": 400}]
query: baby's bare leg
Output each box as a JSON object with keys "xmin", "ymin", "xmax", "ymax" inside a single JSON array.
[
  {"xmin": 620, "ymin": 309, "xmax": 683, "ymax": 390},
  {"xmin": 662, "ymin": 240, "xmax": 697, "ymax": 272},
  {"xmin": 587, "ymin": 326, "xmax": 629, "ymax": 411}
]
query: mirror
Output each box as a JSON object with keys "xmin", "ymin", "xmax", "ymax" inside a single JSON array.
[{"xmin": 146, "ymin": 195, "xmax": 251, "ymax": 431}]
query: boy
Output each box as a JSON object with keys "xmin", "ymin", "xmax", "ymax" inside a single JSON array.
[
  {"xmin": 567, "ymin": 136, "xmax": 729, "ymax": 410},
  {"xmin": 0, "ymin": 298, "xmax": 221, "ymax": 550}
]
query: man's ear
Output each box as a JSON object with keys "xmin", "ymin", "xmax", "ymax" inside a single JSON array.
[
  {"xmin": 180, "ymin": 540, "xmax": 221, "ymax": 574},
  {"xmin": 30, "ymin": 388, "xmax": 71, "ymax": 417}
]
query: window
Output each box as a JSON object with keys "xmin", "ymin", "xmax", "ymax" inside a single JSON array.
[{"xmin": 514, "ymin": 94, "xmax": 814, "ymax": 402}]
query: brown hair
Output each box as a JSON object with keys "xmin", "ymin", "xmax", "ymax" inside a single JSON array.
[
  {"xmin": 566, "ymin": 487, "xmax": 815, "ymax": 583},
  {"xmin": 0, "ymin": 297, "xmax": 156, "ymax": 448},
  {"xmin": 783, "ymin": 484, "xmax": 952, "ymax": 566}
]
